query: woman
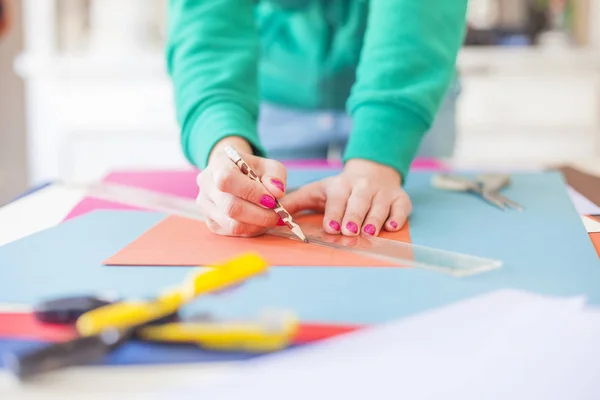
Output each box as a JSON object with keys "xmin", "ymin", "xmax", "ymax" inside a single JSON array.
[{"xmin": 166, "ymin": 0, "xmax": 467, "ymax": 237}]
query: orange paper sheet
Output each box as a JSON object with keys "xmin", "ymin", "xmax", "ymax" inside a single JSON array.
[{"xmin": 105, "ymin": 214, "xmax": 411, "ymax": 268}]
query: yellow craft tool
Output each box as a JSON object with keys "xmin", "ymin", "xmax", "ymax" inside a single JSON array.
[
  {"xmin": 179, "ymin": 253, "xmax": 268, "ymax": 302},
  {"xmin": 76, "ymin": 300, "xmax": 177, "ymax": 337},
  {"xmin": 138, "ymin": 311, "xmax": 299, "ymax": 353},
  {"xmin": 76, "ymin": 253, "xmax": 268, "ymax": 336}
]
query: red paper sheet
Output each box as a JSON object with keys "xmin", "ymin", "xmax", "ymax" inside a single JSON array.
[
  {"xmin": 0, "ymin": 312, "xmax": 362, "ymax": 345},
  {"xmin": 105, "ymin": 213, "xmax": 412, "ymax": 268},
  {"xmin": 0, "ymin": 313, "xmax": 77, "ymax": 342},
  {"xmin": 293, "ymin": 323, "xmax": 362, "ymax": 343}
]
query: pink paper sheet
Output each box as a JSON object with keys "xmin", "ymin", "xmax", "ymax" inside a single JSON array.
[
  {"xmin": 64, "ymin": 159, "xmax": 446, "ymax": 221},
  {"xmin": 65, "ymin": 169, "xmax": 199, "ymax": 220}
]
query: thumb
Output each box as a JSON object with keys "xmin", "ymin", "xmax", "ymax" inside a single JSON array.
[
  {"xmin": 279, "ymin": 181, "xmax": 325, "ymax": 216},
  {"xmin": 256, "ymin": 158, "xmax": 287, "ymax": 199}
]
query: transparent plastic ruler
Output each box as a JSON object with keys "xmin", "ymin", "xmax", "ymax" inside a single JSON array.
[{"xmin": 60, "ymin": 181, "xmax": 502, "ymax": 277}]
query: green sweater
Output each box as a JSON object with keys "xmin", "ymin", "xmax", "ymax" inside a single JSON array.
[{"xmin": 166, "ymin": 0, "xmax": 467, "ymax": 179}]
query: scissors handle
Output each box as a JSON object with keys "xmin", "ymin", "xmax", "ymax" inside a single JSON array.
[
  {"xmin": 431, "ymin": 174, "xmax": 478, "ymax": 191},
  {"xmin": 477, "ymin": 174, "xmax": 511, "ymax": 192},
  {"xmin": 432, "ymin": 174, "xmax": 523, "ymax": 211}
]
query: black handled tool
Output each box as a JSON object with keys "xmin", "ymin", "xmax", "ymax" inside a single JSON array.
[
  {"xmin": 3, "ymin": 328, "xmax": 130, "ymax": 381},
  {"xmin": 34, "ymin": 295, "xmax": 118, "ymax": 324}
]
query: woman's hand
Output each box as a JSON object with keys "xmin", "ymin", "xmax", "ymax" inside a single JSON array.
[
  {"xmin": 196, "ymin": 137, "xmax": 288, "ymax": 237},
  {"xmin": 281, "ymin": 159, "xmax": 412, "ymax": 236}
]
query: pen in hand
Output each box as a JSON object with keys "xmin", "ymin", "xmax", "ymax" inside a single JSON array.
[{"xmin": 224, "ymin": 145, "xmax": 309, "ymax": 243}]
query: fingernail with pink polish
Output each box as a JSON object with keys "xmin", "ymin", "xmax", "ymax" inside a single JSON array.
[
  {"xmin": 346, "ymin": 221, "xmax": 358, "ymax": 234},
  {"xmin": 390, "ymin": 221, "xmax": 398, "ymax": 229},
  {"xmin": 260, "ymin": 195, "xmax": 276, "ymax": 209},
  {"xmin": 277, "ymin": 218, "xmax": 286, "ymax": 226},
  {"xmin": 364, "ymin": 224, "xmax": 376, "ymax": 236},
  {"xmin": 271, "ymin": 179, "xmax": 285, "ymax": 192},
  {"xmin": 329, "ymin": 220, "xmax": 340, "ymax": 232}
]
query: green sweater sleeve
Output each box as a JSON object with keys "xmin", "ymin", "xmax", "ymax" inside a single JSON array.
[
  {"xmin": 166, "ymin": 0, "xmax": 265, "ymax": 169},
  {"xmin": 344, "ymin": 0, "xmax": 467, "ymax": 182}
]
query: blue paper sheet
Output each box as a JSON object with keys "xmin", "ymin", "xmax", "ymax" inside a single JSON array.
[
  {"xmin": 0, "ymin": 171, "xmax": 597, "ymax": 320},
  {"xmin": 0, "ymin": 338, "xmax": 272, "ymax": 367},
  {"xmin": 0, "ymin": 171, "xmax": 598, "ymax": 366}
]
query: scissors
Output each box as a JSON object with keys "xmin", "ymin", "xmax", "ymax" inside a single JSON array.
[{"xmin": 431, "ymin": 173, "xmax": 524, "ymax": 211}]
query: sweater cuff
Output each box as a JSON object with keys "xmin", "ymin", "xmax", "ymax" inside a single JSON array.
[
  {"xmin": 343, "ymin": 105, "xmax": 428, "ymax": 183},
  {"xmin": 184, "ymin": 103, "xmax": 266, "ymax": 169}
]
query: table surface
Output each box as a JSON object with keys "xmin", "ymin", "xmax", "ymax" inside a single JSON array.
[{"xmin": 0, "ymin": 158, "xmax": 599, "ymax": 399}]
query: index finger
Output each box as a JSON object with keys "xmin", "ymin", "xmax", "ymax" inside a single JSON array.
[
  {"xmin": 224, "ymin": 150, "xmax": 288, "ymax": 198},
  {"xmin": 211, "ymin": 154, "xmax": 278, "ymax": 210}
]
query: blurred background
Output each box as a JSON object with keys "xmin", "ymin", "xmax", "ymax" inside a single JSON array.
[{"xmin": 1, "ymin": 0, "xmax": 599, "ymax": 205}]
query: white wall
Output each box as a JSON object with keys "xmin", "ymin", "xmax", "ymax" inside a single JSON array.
[
  {"xmin": 0, "ymin": 0, "xmax": 27, "ymax": 205},
  {"xmin": 591, "ymin": 0, "xmax": 600, "ymax": 48}
]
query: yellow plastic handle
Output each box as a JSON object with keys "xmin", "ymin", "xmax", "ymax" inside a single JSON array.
[
  {"xmin": 138, "ymin": 313, "xmax": 298, "ymax": 353},
  {"xmin": 180, "ymin": 253, "xmax": 268, "ymax": 301},
  {"xmin": 76, "ymin": 300, "xmax": 176, "ymax": 336},
  {"xmin": 76, "ymin": 253, "xmax": 269, "ymax": 336}
]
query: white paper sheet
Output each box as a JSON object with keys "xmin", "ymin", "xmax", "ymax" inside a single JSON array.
[
  {"xmin": 582, "ymin": 216, "xmax": 600, "ymax": 234},
  {"xmin": 0, "ymin": 185, "xmax": 85, "ymax": 247},
  {"xmin": 567, "ymin": 186, "xmax": 600, "ymax": 215},
  {"xmin": 165, "ymin": 290, "xmax": 600, "ymax": 400}
]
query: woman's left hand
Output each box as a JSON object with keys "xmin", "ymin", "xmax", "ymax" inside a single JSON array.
[{"xmin": 280, "ymin": 159, "xmax": 412, "ymax": 236}]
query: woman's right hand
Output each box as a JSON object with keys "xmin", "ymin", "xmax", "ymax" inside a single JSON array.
[{"xmin": 196, "ymin": 137, "xmax": 288, "ymax": 237}]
